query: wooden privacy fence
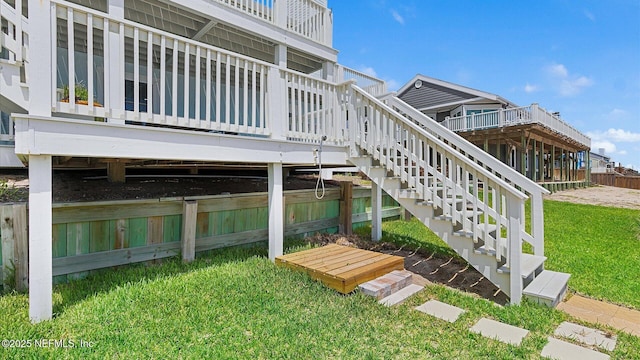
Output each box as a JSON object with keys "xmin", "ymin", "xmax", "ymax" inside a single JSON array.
[
  {"xmin": 0, "ymin": 187, "xmax": 400, "ymax": 289},
  {"xmin": 591, "ymin": 174, "xmax": 640, "ymax": 190}
]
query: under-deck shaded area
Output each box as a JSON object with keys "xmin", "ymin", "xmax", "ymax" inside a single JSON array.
[{"xmin": 275, "ymin": 244, "xmax": 405, "ymax": 294}]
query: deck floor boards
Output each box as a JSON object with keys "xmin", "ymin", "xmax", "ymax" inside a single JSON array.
[{"xmin": 275, "ymin": 244, "xmax": 404, "ymax": 293}]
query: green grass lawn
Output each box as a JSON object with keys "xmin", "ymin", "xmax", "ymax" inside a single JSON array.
[
  {"xmin": 378, "ymin": 200, "xmax": 640, "ymax": 310},
  {"xmin": 543, "ymin": 200, "xmax": 640, "ymax": 309},
  {"xmin": 0, "ymin": 199, "xmax": 639, "ymax": 358},
  {"xmin": 1, "ymin": 244, "xmax": 638, "ymax": 359}
]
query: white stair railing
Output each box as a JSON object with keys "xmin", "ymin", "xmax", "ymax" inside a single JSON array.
[
  {"xmin": 383, "ymin": 95, "xmax": 549, "ymax": 256},
  {"xmin": 0, "ymin": 0, "xmax": 26, "ymax": 63},
  {"xmin": 344, "ymin": 83, "xmax": 530, "ymax": 302}
]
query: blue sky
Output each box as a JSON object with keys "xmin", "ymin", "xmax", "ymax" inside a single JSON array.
[{"xmin": 330, "ymin": 0, "xmax": 640, "ymax": 170}]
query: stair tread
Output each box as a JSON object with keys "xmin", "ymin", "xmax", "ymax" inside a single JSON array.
[
  {"xmin": 379, "ymin": 284, "xmax": 423, "ymax": 306},
  {"xmin": 475, "ymin": 237, "xmax": 507, "ymax": 255},
  {"xmin": 455, "ymin": 223, "xmax": 496, "ymax": 237},
  {"xmin": 497, "ymin": 253, "xmax": 547, "ymax": 278},
  {"xmin": 523, "ymin": 270, "xmax": 571, "ymax": 300}
]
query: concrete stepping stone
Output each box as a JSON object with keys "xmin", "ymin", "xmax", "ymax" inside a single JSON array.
[
  {"xmin": 379, "ymin": 284, "xmax": 423, "ymax": 306},
  {"xmin": 469, "ymin": 318, "xmax": 529, "ymax": 346},
  {"xmin": 415, "ymin": 300, "xmax": 465, "ymax": 323},
  {"xmin": 554, "ymin": 321, "xmax": 617, "ymax": 351},
  {"xmin": 359, "ymin": 270, "xmax": 413, "ymax": 300},
  {"xmin": 541, "ymin": 337, "xmax": 610, "ymax": 360}
]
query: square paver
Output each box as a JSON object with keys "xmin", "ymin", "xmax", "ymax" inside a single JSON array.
[
  {"xmin": 541, "ymin": 337, "xmax": 610, "ymax": 360},
  {"xmin": 469, "ymin": 318, "xmax": 529, "ymax": 346},
  {"xmin": 554, "ymin": 321, "xmax": 617, "ymax": 351},
  {"xmin": 415, "ymin": 300, "xmax": 465, "ymax": 323}
]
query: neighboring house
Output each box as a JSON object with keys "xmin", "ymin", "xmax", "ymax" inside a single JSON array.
[
  {"xmin": 1, "ymin": 0, "xmax": 567, "ymax": 322},
  {"xmin": 589, "ymin": 149, "xmax": 614, "ymax": 173},
  {"xmin": 396, "ymin": 75, "xmax": 592, "ymax": 190}
]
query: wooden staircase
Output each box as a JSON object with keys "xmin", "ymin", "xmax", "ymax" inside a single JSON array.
[{"xmin": 342, "ymin": 83, "xmax": 570, "ymax": 307}]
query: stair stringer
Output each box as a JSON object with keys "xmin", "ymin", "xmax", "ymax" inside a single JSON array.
[
  {"xmin": 0, "ymin": 59, "xmax": 29, "ymax": 112},
  {"xmin": 351, "ymin": 154, "xmax": 513, "ymax": 297}
]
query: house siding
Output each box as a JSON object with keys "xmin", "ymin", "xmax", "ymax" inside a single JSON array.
[{"xmin": 398, "ymin": 82, "xmax": 477, "ymax": 110}]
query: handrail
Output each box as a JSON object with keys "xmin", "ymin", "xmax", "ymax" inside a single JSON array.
[
  {"xmin": 354, "ymin": 86, "xmax": 528, "ymax": 201},
  {"xmin": 346, "ymin": 84, "xmax": 529, "ymax": 295},
  {"xmin": 385, "ymin": 96, "xmax": 550, "ymax": 197},
  {"xmin": 383, "ymin": 95, "xmax": 548, "ymax": 255}
]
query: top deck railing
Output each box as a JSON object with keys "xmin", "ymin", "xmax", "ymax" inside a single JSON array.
[
  {"xmin": 334, "ymin": 65, "xmax": 387, "ymax": 97},
  {"xmin": 209, "ymin": 0, "xmax": 332, "ymax": 46},
  {"xmin": 441, "ymin": 104, "xmax": 591, "ymax": 148},
  {"xmin": 37, "ymin": 1, "xmax": 343, "ymax": 145}
]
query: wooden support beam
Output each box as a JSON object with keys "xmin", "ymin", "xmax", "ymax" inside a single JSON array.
[
  {"xmin": 339, "ymin": 181, "xmax": 353, "ymax": 235},
  {"xmin": 520, "ymin": 132, "xmax": 526, "ymax": 176},
  {"xmin": 28, "ymin": 154, "xmax": 53, "ymax": 323},
  {"xmin": 533, "ymin": 140, "xmax": 537, "ymax": 181},
  {"xmin": 551, "ymin": 145, "xmax": 556, "ymax": 181},
  {"xmin": 107, "ymin": 162, "xmax": 126, "ymax": 183},
  {"xmin": 371, "ymin": 182, "xmax": 382, "ymax": 241},
  {"xmin": 540, "ymin": 140, "xmax": 545, "ymax": 182},
  {"xmin": 181, "ymin": 200, "xmax": 197, "ymax": 262}
]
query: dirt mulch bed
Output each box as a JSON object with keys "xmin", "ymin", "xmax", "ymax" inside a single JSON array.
[
  {"xmin": 0, "ymin": 171, "xmax": 340, "ymax": 203},
  {"xmin": 305, "ymin": 233, "xmax": 510, "ymax": 305}
]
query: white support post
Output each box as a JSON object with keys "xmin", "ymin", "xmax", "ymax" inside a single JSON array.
[
  {"xmin": 107, "ymin": 0, "xmax": 125, "ymax": 122},
  {"xmin": 267, "ymin": 44, "xmax": 287, "ymax": 140},
  {"xmin": 323, "ymin": 61, "xmax": 335, "ymax": 82},
  {"xmin": 371, "ymin": 181, "xmax": 382, "ymax": 241},
  {"xmin": 28, "ymin": 155, "xmax": 53, "ymax": 323},
  {"xmin": 268, "ymin": 162, "xmax": 284, "ymax": 261},
  {"xmin": 28, "ymin": 0, "xmax": 53, "ymax": 116},
  {"xmin": 274, "ymin": 0, "xmax": 287, "ymax": 29},
  {"xmin": 531, "ymin": 193, "xmax": 544, "ymax": 256},
  {"xmin": 507, "ymin": 194, "xmax": 523, "ymax": 305}
]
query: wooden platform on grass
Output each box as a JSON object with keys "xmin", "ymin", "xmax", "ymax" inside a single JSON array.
[{"xmin": 275, "ymin": 244, "xmax": 405, "ymax": 294}]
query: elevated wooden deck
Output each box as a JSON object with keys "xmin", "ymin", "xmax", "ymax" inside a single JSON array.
[{"xmin": 275, "ymin": 244, "xmax": 405, "ymax": 294}]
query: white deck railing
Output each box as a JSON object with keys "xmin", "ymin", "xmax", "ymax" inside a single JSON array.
[
  {"xmin": 335, "ymin": 65, "xmax": 387, "ymax": 97},
  {"xmin": 442, "ymin": 105, "xmax": 590, "ymax": 148},
  {"xmin": 346, "ymin": 83, "xmax": 532, "ymax": 301},
  {"xmin": 53, "ymin": 0, "xmax": 271, "ymax": 135},
  {"xmin": 47, "ymin": 1, "xmax": 346, "ymax": 143},
  {"xmin": 383, "ymin": 95, "xmax": 549, "ymax": 257},
  {"xmin": 210, "ymin": 0, "xmax": 332, "ymax": 46},
  {"xmin": 284, "ymin": 69, "xmax": 343, "ymax": 144}
]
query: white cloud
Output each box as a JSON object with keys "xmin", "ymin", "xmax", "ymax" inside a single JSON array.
[
  {"xmin": 583, "ymin": 9, "xmax": 595, "ymax": 21},
  {"xmin": 547, "ymin": 64, "xmax": 568, "ymax": 78},
  {"xmin": 386, "ymin": 79, "xmax": 400, "ymax": 92},
  {"xmin": 524, "ymin": 83, "xmax": 539, "ymax": 93},
  {"xmin": 590, "ymin": 140, "xmax": 617, "ymax": 154},
  {"xmin": 606, "ymin": 108, "xmax": 628, "ymax": 119},
  {"xmin": 587, "ymin": 128, "xmax": 640, "ymax": 158},
  {"xmin": 390, "ymin": 9, "xmax": 404, "ymax": 24},
  {"xmin": 600, "ymin": 128, "xmax": 640, "ymax": 142},
  {"xmin": 358, "ymin": 66, "xmax": 378, "ymax": 77},
  {"xmin": 546, "ymin": 63, "xmax": 593, "ymax": 96},
  {"xmin": 559, "ymin": 76, "xmax": 593, "ymax": 96}
]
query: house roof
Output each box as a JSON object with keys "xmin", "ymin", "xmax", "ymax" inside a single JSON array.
[{"xmin": 397, "ymin": 74, "xmax": 516, "ymax": 112}]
